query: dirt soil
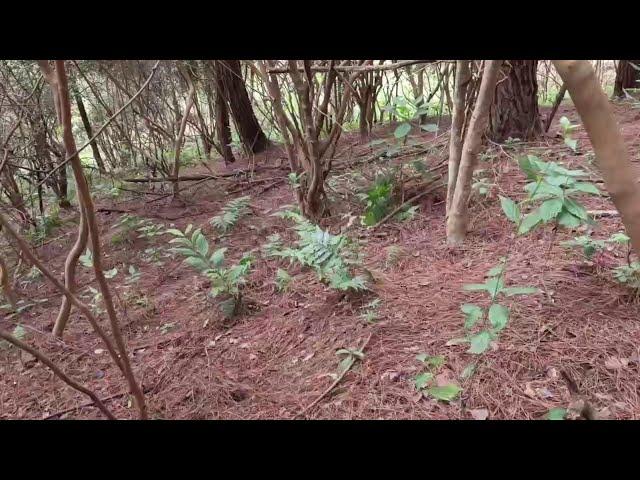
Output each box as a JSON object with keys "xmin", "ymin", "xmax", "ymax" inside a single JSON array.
[{"xmin": 2, "ymin": 101, "xmax": 640, "ymax": 420}]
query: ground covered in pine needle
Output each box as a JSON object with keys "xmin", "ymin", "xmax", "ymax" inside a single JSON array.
[{"xmin": 2, "ymin": 101, "xmax": 640, "ymax": 420}]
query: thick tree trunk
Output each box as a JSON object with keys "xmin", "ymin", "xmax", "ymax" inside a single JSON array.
[
  {"xmin": 488, "ymin": 60, "xmax": 542, "ymax": 142},
  {"xmin": 74, "ymin": 91, "xmax": 106, "ymax": 172},
  {"xmin": 553, "ymin": 60, "xmax": 640, "ymax": 257},
  {"xmin": 613, "ymin": 60, "xmax": 640, "ymax": 98},
  {"xmin": 213, "ymin": 67, "xmax": 236, "ymax": 164},
  {"xmin": 447, "ymin": 60, "xmax": 503, "ymax": 245},
  {"xmin": 215, "ymin": 60, "xmax": 270, "ymax": 154}
]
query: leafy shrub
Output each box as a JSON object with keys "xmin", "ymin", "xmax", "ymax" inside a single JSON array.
[{"xmin": 210, "ymin": 196, "xmax": 251, "ymax": 233}]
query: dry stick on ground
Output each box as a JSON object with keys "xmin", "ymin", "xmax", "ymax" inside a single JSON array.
[
  {"xmin": 0, "ymin": 329, "xmax": 116, "ymax": 419},
  {"xmin": 296, "ymin": 333, "xmax": 373, "ymax": 419},
  {"xmin": 34, "ymin": 60, "xmax": 160, "ymax": 191},
  {"xmin": 544, "ymin": 83, "xmax": 568, "ymax": 133},
  {"xmin": 447, "ymin": 60, "xmax": 503, "ymax": 244},
  {"xmin": 52, "ymin": 60, "xmax": 147, "ymax": 419},
  {"xmin": 553, "ymin": 60, "xmax": 640, "ymax": 256}
]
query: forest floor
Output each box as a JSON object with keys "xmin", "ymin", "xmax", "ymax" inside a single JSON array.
[{"xmin": 3, "ymin": 100, "xmax": 640, "ymax": 420}]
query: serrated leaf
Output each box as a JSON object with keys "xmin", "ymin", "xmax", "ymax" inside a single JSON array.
[
  {"xmin": 499, "ymin": 196, "xmax": 520, "ymax": 223},
  {"xmin": 557, "ymin": 209, "xmax": 581, "ymax": 228},
  {"xmin": 563, "ymin": 198, "xmax": 589, "ymax": 220},
  {"xmin": 415, "ymin": 372, "xmax": 434, "ymax": 390},
  {"xmin": 461, "ymin": 304, "xmax": 483, "ymax": 329},
  {"xmin": 394, "ymin": 122, "xmax": 412, "ymax": 139},
  {"xmin": 539, "ymin": 198, "xmax": 564, "ymax": 222},
  {"xmin": 468, "ymin": 331, "xmax": 492, "ymax": 354},
  {"xmin": 571, "ymin": 182, "xmax": 600, "ymax": 195},
  {"xmin": 518, "ymin": 210, "xmax": 542, "ymax": 235},
  {"xmin": 427, "ymin": 384, "xmax": 461, "ymax": 402},
  {"xmin": 488, "ymin": 304, "xmax": 509, "ymax": 332}
]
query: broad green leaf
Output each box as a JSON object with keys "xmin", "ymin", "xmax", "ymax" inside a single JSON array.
[
  {"xmin": 485, "ymin": 277, "xmax": 504, "ymax": 299},
  {"xmin": 565, "ymin": 138, "xmax": 578, "ymax": 151},
  {"xmin": 518, "ymin": 210, "xmax": 542, "ymax": 235},
  {"xmin": 525, "ymin": 181, "xmax": 563, "ymax": 199},
  {"xmin": 420, "ymin": 123, "xmax": 438, "ymax": 133},
  {"xmin": 416, "ymin": 353, "xmax": 428, "ymax": 363},
  {"xmin": 488, "ymin": 304, "xmax": 509, "ymax": 332},
  {"xmin": 461, "ymin": 304, "xmax": 483, "ymax": 329},
  {"xmin": 539, "ymin": 198, "xmax": 564, "ymax": 222},
  {"xmin": 103, "ymin": 268, "xmax": 118, "ymax": 279},
  {"xmin": 499, "ymin": 196, "xmax": 520, "ymax": 223},
  {"xmin": 164, "ymin": 228, "xmax": 184, "ymax": 237},
  {"xmin": 210, "ymin": 248, "xmax": 227, "ymax": 268},
  {"xmin": 185, "ymin": 256, "xmax": 210, "ymax": 272},
  {"xmin": 609, "ymin": 232, "xmax": 630, "ymax": 244},
  {"xmin": 546, "ymin": 408, "xmax": 567, "ymax": 420},
  {"xmin": 427, "ymin": 384, "xmax": 462, "ymax": 402},
  {"xmin": 394, "ymin": 122, "xmax": 412, "ymax": 139},
  {"xmin": 563, "ymin": 198, "xmax": 589, "ymax": 220},
  {"xmin": 487, "ymin": 264, "xmax": 505, "ymax": 277},
  {"xmin": 194, "ymin": 232, "xmax": 209, "ymax": 257},
  {"xmin": 572, "ymin": 182, "xmax": 601, "ymax": 195},
  {"xmin": 557, "ymin": 209, "xmax": 581, "ymax": 228},
  {"xmin": 415, "ymin": 372, "xmax": 434, "ymax": 390},
  {"xmin": 503, "ymin": 286, "xmax": 539, "ymax": 296},
  {"xmin": 468, "ymin": 331, "xmax": 492, "ymax": 354},
  {"xmin": 518, "ymin": 155, "xmax": 539, "ymax": 179}
]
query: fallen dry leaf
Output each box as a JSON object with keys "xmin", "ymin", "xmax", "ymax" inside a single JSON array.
[
  {"xmin": 604, "ymin": 356, "xmax": 628, "ymax": 371},
  {"xmin": 469, "ymin": 408, "xmax": 489, "ymax": 420}
]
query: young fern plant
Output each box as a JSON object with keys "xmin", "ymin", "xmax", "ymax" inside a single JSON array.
[
  {"xmin": 265, "ymin": 207, "xmax": 368, "ymax": 292},
  {"xmin": 167, "ymin": 225, "xmax": 253, "ymax": 318},
  {"xmin": 210, "ymin": 196, "xmax": 251, "ymax": 233}
]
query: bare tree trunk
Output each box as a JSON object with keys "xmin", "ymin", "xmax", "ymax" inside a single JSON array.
[
  {"xmin": 447, "ymin": 60, "xmax": 503, "ymax": 245},
  {"xmin": 613, "ymin": 60, "xmax": 640, "ymax": 98},
  {"xmin": 553, "ymin": 60, "xmax": 640, "ymax": 256},
  {"xmin": 49, "ymin": 60, "xmax": 147, "ymax": 419},
  {"xmin": 446, "ymin": 61, "xmax": 472, "ymax": 215},
  {"xmin": 489, "ymin": 60, "xmax": 542, "ymax": 142},
  {"xmin": 215, "ymin": 60, "xmax": 270, "ymax": 154},
  {"xmin": 213, "ymin": 65, "xmax": 236, "ymax": 165},
  {"xmin": 171, "ymin": 66, "xmax": 196, "ymax": 201},
  {"xmin": 74, "ymin": 89, "xmax": 106, "ymax": 172}
]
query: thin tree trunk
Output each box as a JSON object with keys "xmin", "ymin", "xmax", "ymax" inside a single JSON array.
[
  {"xmin": 74, "ymin": 90, "xmax": 106, "ymax": 172},
  {"xmin": 446, "ymin": 61, "xmax": 472, "ymax": 215},
  {"xmin": 172, "ymin": 67, "xmax": 196, "ymax": 201},
  {"xmin": 213, "ymin": 66, "xmax": 236, "ymax": 165},
  {"xmin": 544, "ymin": 84, "xmax": 567, "ymax": 133},
  {"xmin": 447, "ymin": 60, "xmax": 503, "ymax": 245},
  {"xmin": 553, "ymin": 60, "xmax": 640, "ymax": 256}
]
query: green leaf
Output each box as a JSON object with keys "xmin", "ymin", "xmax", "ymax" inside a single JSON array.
[
  {"xmin": 210, "ymin": 248, "xmax": 227, "ymax": 268},
  {"xmin": 546, "ymin": 408, "xmax": 567, "ymax": 420},
  {"xmin": 185, "ymin": 256, "xmax": 210, "ymax": 272},
  {"xmin": 609, "ymin": 232, "xmax": 630, "ymax": 244},
  {"xmin": 502, "ymin": 286, "xmax": 539, "ymax": 296},
  {"xmin": 415, "ymin": 372, "xmax": 434, "ymax": 390},
  {"xmin": 499, "ymin": 196, "xmax": 520, "ymax": 223},
  {"xmin": 565, "ymin": 138, "xmax": 578, "ymax": 151},
  {"xmin": 13, "ymin": 325, "xmax": 26, "ymax": 340},
  {"xmin": 184, "ymin": 224, "xmax": 193, "ymax": 235},
  {"xmin": 427, "ymin": 384, "xmax": 461, "ymax": 402},
  {"xmin": 461, "ymin": 304, "xmax": 483, "ymax": 329},
  {"xmin": 487, "ymin": 262, "xmax": 505, "ymax": 277},
  {"xmin": 416, "ymin": 353, "xmax": 428, "ymax": 363},
  {"xmin": 485, "ymin": 277, "xmax": 504, "ymax": 299},
  {"xmin": 193, "ymin": 232, "xmax": 209, "ymax": 257},
  {"xmin": 467, "ymin": 331, "xmax": 492, "ymax": 354},
  {"xmin": 420, "ymin": 123, "xmax": 438, "ymax": 133},
  {"xmin": 539, "ymin": 198, "xmax": 564, "ymax": 222},
  {"xmin": 557, "ymin": 209, "xmax": 581, "ymax": 228},
  {"xmin": 572, "ymin": 182, "xmax": 601, "ymax": 195},
  {"xmin": 563, "ymin": 198, "xmax": 589, "ymax": 221},
  {"xmin": 164, "ymin": 228, "xmax": 184, "ymax": 237},
  {"xmin": 518, "ymin": 155, "xmax": 539, "ymax": 180},
  {"xmin": 394, "ymin": 122, "xmax": 412, "ymax": 139},
  {"xmin": 518, "ymin": 210, "xmax": 542, "ymax": 235},
  {"xmin": 488, "ymin": 304, "xmax": 509, "ymax": 332},
  {"xmin": 103, "ymin": 268, "xmax": 118, "ymax": 279}
]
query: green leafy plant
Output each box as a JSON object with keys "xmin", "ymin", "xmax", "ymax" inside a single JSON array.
[
  {"xmin": 167, "ymin": 225, "xmax": 252, "ymax": 318},
  {"xmin": 414, "ymin": 354, "xmax": 462, "ymax": 402},
  {"xmin": 384, "ymin": 96, "xmax": 437, "ymax": 143},
  {"xmin": 461, "ymin": 259, "xmax": 539, "ymax": 354},
  {"xmin": 360, "ymin": 173, "xmax": 395, "ymax": 226},
  {"xmin": 360, "ymin": 298, "xmax": 381, "ymax": 324},
  {"xmin": 561, "ymin": 235, "xmax": 607, "ymax": 260},
  {"xmin": 275, "ymin": 268, "xmax": 292, "ymax": 292},
  {"xmin": 559, "ymin": 116, "xmax": 580, "ymax": 152},
  {"xmin": 210, "ymin": 196, "xmax": 251, "ymax": 233},
  {"xmin": 502, "ymin": 155, "xmax": 600, "ymax": 235},
  {"xmin": 267, "ymin": 208, "xmax": 368, "ymax": 292}
]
